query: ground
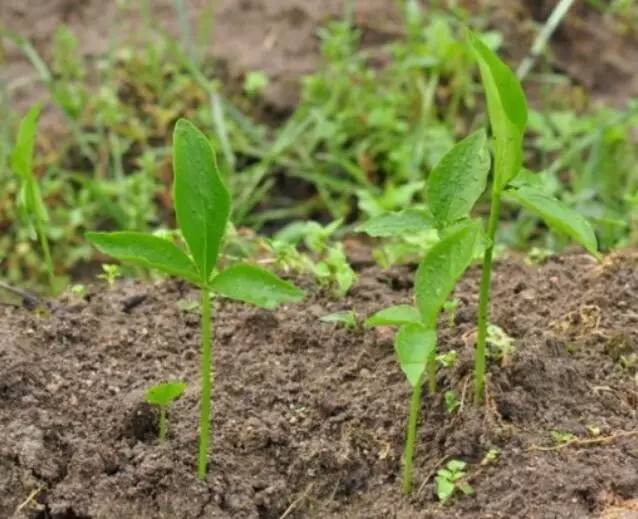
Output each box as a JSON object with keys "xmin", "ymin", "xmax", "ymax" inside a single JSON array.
[{"xmin": 1, "ymin": 251, "xmax": 637, "ymax": 518}]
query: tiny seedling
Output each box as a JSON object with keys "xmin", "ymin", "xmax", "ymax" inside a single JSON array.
[
  {"xmin": 442, "ymin": 298, "xmax": 459, "ymax": 328},
  {"xmin": 468, "ymin": 33, "xmax": 600, "ymax": 404},
  {"xmin": 486, "ymin": 324, "xmax": 516, "ymax": 367},
  {"xmin": 436, "ymin": 459, "xmax": 474, "ymax": 504},
  {"xmin": 87, "ymin": 119, "xmax": 304, "ymax": 479},
  {"xmin": 480, "ymin": 448, "xmax": 501, "ymax": 466},
  {"xmin": 444, "ymin": 390, "xmax": 460, "ymax": 414},
  {"xmin": 145, "ymin": 381, "xmax": 187, "ymax": 442},
  {"xmin": 320, "ymin": 310, "xmax": 358, "ymax": 329},
  {"xmin": 10, "ymin": 104, "xmax": 54, "ymax": 287},
  {"xmin": 437, "ymin": 350, "xmax": 458, "ymax": 369},
  {"xmin": 98, "ymin": 264, "xmax": 122, "ymax": 287},
  {"xmin": 551, "ymin": 430, "xmax": 577, "ymax": 446},
  {"xmin": 361, "ymin": 130, "xmax": 491, "ymax": 494}
]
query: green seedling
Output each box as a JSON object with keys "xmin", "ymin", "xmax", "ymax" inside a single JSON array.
[
  {"xmin": 98, "ymin": 264, "xmax": 122, "ymax": 287},
  {"xmin": 145, "ymin": 381, "xmax": 187, "ymax": 442},
  {"xmin": 10, "ymin": 104, "xmax": 54, "ymax": 287},
  {"xmin": 442, "ymin": 298, "xmax": 459, "ymax": 328},
  {"xmin": 243, "ymin": 71, "xmax": 269, "ymax": 98},
  {"xmin": 437, "ymin": 350, "xmax": 458, "ymax": 369},
  {"xmin": 468, "ymin": 32, "xmax": 600, "ymax": 404},
  {"xmin": 361, "ymin": 130, "xmax": 491, "ymax": 494},
  {"xmin": 551, "ymin": 430, "xmax": 577, "ymax": 446},
  {"xmin": 436, "ymin": 459, "xmax": 474, "ymax": 504},
  {"xmin": 486, "ymin": 324, "xmax": 516, "ymax": 367},
  {"xmin": 480, "ymin": 448, "xmax": 501, "ymax": 466},
  {"xmin": 320, "ymin": 310, "xmax": 358, "ymax": 329},
  {"xmin": 444, "ymin": 390, "xmax": 460, "ymax": 414},
  {"xmin": 87, "ymin": 119, "xmax": 304, "ymax": 480}
]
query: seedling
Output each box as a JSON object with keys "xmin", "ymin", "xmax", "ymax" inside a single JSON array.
[
  {"xmin": 145, "ymin": 381, "xmax": 187, "ymax": 442},
  {"xmin": 10, "ymin": 104, "xmax": 54, "ymax": 287},
  {"xmin": 87, "ymin": 119, "xmax": 304, "ymax": 479},
  {"xmin": 444, "ymin": 390, "xmax": 460, "ymax": 414},
  {"xmin": 468, "ymin": 33, "xmax": 600, "ymax": 404},
  {"xmin": 437, "ymin": 350, "xmax": 458, "ymax": 369},
  {"xmin": 480, "ymin": 448, "xmax": 501, "ymax": 465},
  {"xmin": 486, "ymin": 324, "xmax": 516, "ymax": 367},
  {"xmin": 436, "ymin": 459, "xmax": 474, "ymax": 504},
  {"xmin": 361, "ymin": 130, "xmax": 491, "ymax": 494},
  {"xmin": 98, "ymin": 264, "xmax": 122, "ymax": 287},
  {"xmin": 320, "ymin": 310, "xmax": 358, "ymax": 329}
]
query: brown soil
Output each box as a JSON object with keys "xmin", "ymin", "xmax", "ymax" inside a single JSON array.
[
  {"xmin": 2, "ymin": 0, "xmax": 638, "ymax": 117},
  {"xmin": 1, "ymin": 252, "xmax": 637, "ymax": 518}
]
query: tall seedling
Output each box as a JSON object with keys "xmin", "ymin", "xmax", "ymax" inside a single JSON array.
[
  {"xmin": 87, "ymin": 119, "xmax": 304, "ymax": 479},
  {"xmin": 361, "ymin": 130, "xmax": 490, "ymax": 494},
  {"xmin": 469, "ymin": 33, "xmax": 600, "ymax": 404},
  {"xmin": 11, "ymin": 105, "xmax": 54, "ymax": 287}
]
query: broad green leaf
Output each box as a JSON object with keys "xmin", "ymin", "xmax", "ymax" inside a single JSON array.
[
  {"xmin": 415, "ymin": 219, "xmax": 482, "ymax": 327},
  {"xmin": 86, "ymin": 231, "xmax": 201, "ymax": 285},
  {"xmin": 356, "ymin": 209, "xmax": 433, "ymax": 237},
  {"xmin": 145, "ymin": 381, "xmax": 187, "ymax": 407},
  {"xmin": 505, "ymin": 186, "xmax": 600, "ymax": 259},
  {"xmin": 211, "ymin": 263, "xmax": 304, "ymax": 308},
  {"xmin": 469, "ymin": 33, "xmax": 527, "ymax": 189},
  {"xmin": 427, "ymin": 129, "xmax": 491, "ymax": 228},
  {"xmin": 365, "ymin": 305, "xmax": 421, "ymax": 328},
  {"xmin": 11, "ymin": 104, "xmax": 41, "ymax": 181},
  {"xmin": 394, "ymin": 324, "xmax": 437, "ymax": 387},
  {"xmin": 173, "ymin": 119, "xmax": 231, "ymax": 283}
]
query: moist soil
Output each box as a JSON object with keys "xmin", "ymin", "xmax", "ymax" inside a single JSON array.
[{"xmin": 1, "ymin": 252, "xmax": 637, "ymax": 518}]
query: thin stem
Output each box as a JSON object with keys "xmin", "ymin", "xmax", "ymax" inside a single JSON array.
[
  {"xmin": 159, "ymin": 406, "xmax": 167, "ymax": 443},
  {"xmin": 401, "ymin": 382, "xmax": 423, "ymax": 495},
  {"xmin": 197, "ymin": 289, "xmax": 213, "ymax": 480},
  {"xmin": 473, "ymin": 190, "xmax": 502, "ymax": 405},
  {"xmin": 35, "ymin": 218, "xmax": 54, "ymax": 288}
]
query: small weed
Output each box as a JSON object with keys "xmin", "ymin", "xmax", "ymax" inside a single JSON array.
[
  {"xmin": 444, "ymin": 390, "xmax": 460, "ymax": 414},
  {"xmin": 480, "ymin": 448, "xmax": 501, "ymax": 465},
  {"xmin": 97, "ymin": 264, "xmax": 122, "ymax": 287},
  {"xmin": 436, "ymin": 460, "xmax": 475, "ymax": 504},
  {"xmin": 145, "ymin": 381, "xmax": 187, "ymax": 443},
  {"xmin": 551, "ymin": 430, "xmax": 577, "ymax": 446},
  {"xmin": 320, "ymin": 311, "xmax": 358, "ymax": 329}
]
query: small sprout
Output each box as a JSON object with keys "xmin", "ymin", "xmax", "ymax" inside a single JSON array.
[
  {"xmin": 524, "ymin": 246, "xmax": 553, "ymax": 265},
  {"xmin": 243, "ymin": 71, "xmax": 269, "ymax": 97},
  {"xmin": 145, "ymin": 381, "xmax": 187, "ymax": 443},
  {"xmin": 480, "ymin": 448, "xmax": 501, "ymax": 466},
  {"xmin": 442, "ymin": 298, "xmax": 459, "ymax": 327},
  {"xmin": 586, "ymin": 425, "xmax": 601, "ymax": 437},
  {"xmin": 486, "ymin": 324, "xmax": 516, "ymax": 367},
  {"xmin": 551, "ymin": 430, "xmax": 577, "ymax": 446},
  {"xmin": 436, "ymin": 460, "xmax": 474, "ymax": 504},
  {"xmin": 320, "ymin": 310, "xmax": 358, "ymax": 329},
  {"xmin": 176, "ymin": 298, "xmax": 200, "ymax": 313},
  {"xmin": 69, "ymin": 284, "xmax": 86, "ymax": 297},
  {"xmin": 436, "ymin": 350, "xmax": 458, "ymax": 369},
  {"xmin": 98, "ymin": 264, "xmax": 122, "ymax": 287},
  {"xmin": 444, "ymin": 390, "xmax": 460, "ymax": 414}
]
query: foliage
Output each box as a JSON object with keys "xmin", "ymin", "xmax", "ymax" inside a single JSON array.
[
  {"xmin": 436, "ymin": 460, "xmax": 474, "ymax": 503},
  {"xmin": 145, "ymin": 381, "xmax": 187, "ymax": 443}
]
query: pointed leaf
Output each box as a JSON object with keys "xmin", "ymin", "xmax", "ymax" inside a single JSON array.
[
  {"xmin": 211, "ymin": 264, "xmax": 304, "ymax": 309},
  {"xmin": 394, "ymin": 324, "xmax": 437, "ymax": 387},
  {"xmin": 11, "ymin": 104, "xmax": 41, "ymax": 181},
  {"xmin": 356, "ymin": 209, "xmax": 433, "ymax": 237},
  {"xmin": 173, "ymin": 119, "xmax": 231, "ymax": 283},
  {"xmin": 145, "ymin": 381, "xmax": 187, "ymax": 407},
  {"xmin": 505, "ymin": 186, "xmax": 600, "ymax": 259},
  {"xmin": 86, "ymin": 231, "xmax": 201, "ymax": 284},
  {"xmin": 415, "ymin": 219, "xmax": 482, "ymax": 327},
  {"xmin": 427, "ymin": 129, "xmax": 491, "ymax": 228},
  {"xmin": 365, "ymin": 305, "xmax": 421, "ymax": 328},
  {"xmin": 469, "ymin": 33, "xmax": 527, "ymax": 188}
]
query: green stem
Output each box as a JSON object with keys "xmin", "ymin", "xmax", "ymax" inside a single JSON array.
[
  {"xmin": 159, "ymin": 406, "xmax": 167, "ymax": 443},
  {"xmin": 35, "ymin": 218, "xmax": 54, "ymax": 288},
  {"xmin": 197, "ymin": 289, "xmax": 213, "ymax": 480},
  {"xmin": 401, "ymin": 382, "xmax": 423, "ymax": 495},
  {"xmin": 473, "ymin": 190, "xmax": 502, "ymax": 405},
  {"xmin": 426, "ymin": 356, "xmax": 436, "ymax": 395}
]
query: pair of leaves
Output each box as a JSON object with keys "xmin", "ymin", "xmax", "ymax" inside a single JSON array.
[
  {"xmin": 87, "ymin": 119, "xmax": 304, "ymax": 309},
  {"xmin": 145, "ymin": 381, "xmax": 187, "ymax": 407}
]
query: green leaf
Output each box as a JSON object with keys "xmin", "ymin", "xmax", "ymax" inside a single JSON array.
[
  {"xmin": 415, "ymin": 219, "xmax": 482, "ymax": 327},
  {"xmin": 394, "ymin": 324, "xmax": 437, "ymax": 387},
  {"xmin": 11, "ymin": 104, "xmax": 41, "ymax": 181},
  {"xmin": 356, "ymin": 209, "xmax": 433, "ymax": 237},
  {"xmin": 86, "ymin": 231, "xmax": 201, "ymax": 285},
  {"xmin": 173, "ymin": 119, "xmax": 231, "ymax": 283},
  {"xmin": 145, "ymin": 381, "xmax": 187, "ymax": 407},
  {"xmin": 320, "ymin": 311, "xmax": 357, "ymax": 328},
  {"xmin": 211, "ymin": 263, "xmax": 304, "ymax": 308},
  {"xmin": 469, "ymin": 32, "xmax": 527, "ymax": 189},
  {"xmin": 427, "ymin": 129, "xmax": 491, "ymax": 228},
  {"xmin": 365, "ymin": 305, "xmax": 421, "ymax": 328},
  {"xmin": 436, "ymin": 476, "xmax": 456, "ymax": 503},
  {"xmin": 505, "ymin": 186, "xmax": 600, "ymax": 259}
]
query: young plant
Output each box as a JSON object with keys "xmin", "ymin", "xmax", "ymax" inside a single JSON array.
[
  {"xmin": 468, "ymin": 33, "xmax": 600, "ymax": 404},
  {"xmin": 436, "ymin": 459, "xmax": 474, "ymax": 504},
  {"xmin": 87, "ymin": 119, "xmax": 304, "ymax": 479},
  {"xmin": 145, "ymin": 381, "xmax": 187, "ymax": 442},
  {"xmin": 10, "ymin": 104, "xmax": 54, "ymax": 287},
  {"xmin": 360, "ymin": 130, "xmax": 491, "ymax": 494}
]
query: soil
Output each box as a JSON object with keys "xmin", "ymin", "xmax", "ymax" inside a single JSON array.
[{"xmin": 1, "ymin": 251, "xmax": 637, "ymax": 518}]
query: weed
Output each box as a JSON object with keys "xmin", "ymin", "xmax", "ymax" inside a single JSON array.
[
  {"xmin": 436, "ymin": 460, "xmax": 474, "ymax": 504},
  {"xmin": 551, "ymin": 430, "xmax": 577, "ymax": 446},
  {"xmin": 320, "ymin": 311, "xmax": 358, "ymax": 329},
  {"xmin": 444, "ymin": 390, "xmax": 460, "ymax": 414},
  {"xmin": 97, "ymin": 264, "xmax": 122, "ymax": 287},
  {"xmin": 145, "ymin": 381, "xmax": 187, "ymax": 443},
  {"xmin": 87, "ymin": 119, "xmax": 304, "ymax": 479}
]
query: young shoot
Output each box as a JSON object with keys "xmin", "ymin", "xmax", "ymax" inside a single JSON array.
[
  {"xmin": 360, "ymin": 130, "xmax": 491, "ymax": 494},
  {"xmin": 87, "ymin": 119, "xmax": 304, "ymax": 480},
  {"xmin": 468, "ymin": 33, "xmax": 600, "ymax": 405},
  {"xmin": 145, "ymin": 381, "xmax": 187, "ymax": 443},
  {"xmin": 436, "ymin": 459, "xmax": 474, "ymax": 504},
  {"xmin": 10, "ymin": 104, "xmax": 54, "ymax": 288}
]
